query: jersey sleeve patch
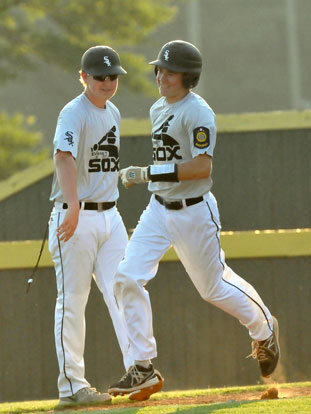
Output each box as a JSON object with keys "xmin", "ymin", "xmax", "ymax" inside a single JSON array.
[
  {"xmin": 193, "ymin": 127, "xmax": 210, "ymax": 149},
  {"xmin": 64, "ymin": 131, "xmax": 75, "ymax": 147}
]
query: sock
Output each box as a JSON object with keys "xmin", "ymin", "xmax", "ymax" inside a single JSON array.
[{"xmin": 135, "ymin": 360, "xmax": 151, "ymax": 369}]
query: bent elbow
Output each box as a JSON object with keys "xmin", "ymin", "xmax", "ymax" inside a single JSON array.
[
  {"xmin": 202, "ymin": 168, "xmax": 211, "ymax": 179},
  {"xmin": 201, "ymin": 159, "xmax": 212, "ymax": 179}
]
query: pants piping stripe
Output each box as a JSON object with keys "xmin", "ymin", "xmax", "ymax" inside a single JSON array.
[
  {"xmin": 205, "ymin": 201, "xmax": 225, "ymax": 270},
  {"xmin": 57, "ymin": 213, "xmax": 74, "ymax": 394},
  {"xmin": 205, "ymin": 201, "xmax": 273, "ymax": 334}
]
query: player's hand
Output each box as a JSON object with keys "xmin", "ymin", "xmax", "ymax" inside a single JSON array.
[
  {"xmin": 119, "ymin": 166, "xmax": 149, "ymax": 189},
  {"xmin": 56, "ymin": 203, "xmax": 79, "ymax": 242}
]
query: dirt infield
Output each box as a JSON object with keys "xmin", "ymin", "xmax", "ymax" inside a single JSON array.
[{"xmin": 69, "ymin": 386, "xmax": 311, "ymax": 411}]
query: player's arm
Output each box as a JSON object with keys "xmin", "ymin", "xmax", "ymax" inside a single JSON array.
[
  {"xmin": 55, "ymin": 150, "xmax": 79, "ymax": 241},
  {"xmin": 177, "ymin": 153, "xmax": 212, "ymax": 180},
  {"xmin": 119, "ymin": 154, "xmax": 212, "ymax": 188}
]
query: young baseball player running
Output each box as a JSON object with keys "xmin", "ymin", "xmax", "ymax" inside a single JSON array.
[
  {"xmin": 108, "ymin": 40, "xmax": 280, "ymax": 400},
  {"xmin": 49, "ymin": 46, "xmax": 133, "ymax": 408}
]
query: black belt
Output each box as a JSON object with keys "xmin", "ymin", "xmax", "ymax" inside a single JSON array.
[
  {"xmin": 62, "ymin": 201, "xmax": 115, "ymax": 211},
  {"xmin": 155, "ymin": 194, "xmax": 203, "ymax": 210}
]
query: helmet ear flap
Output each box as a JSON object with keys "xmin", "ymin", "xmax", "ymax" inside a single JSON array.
[{"xmin": 183, "ymin": 73, "xmax": 200, "ymax": 89}]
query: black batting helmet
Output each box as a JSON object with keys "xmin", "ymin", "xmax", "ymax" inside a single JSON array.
[
  {"xmin": 81, "ymin": 46, "xmax": 127, "ymax": 76},
  {"xmin": 149, "ymin": 40, "xmax": 202, "ymax": 89}
]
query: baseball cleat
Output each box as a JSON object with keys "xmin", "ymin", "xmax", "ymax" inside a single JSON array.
[
  {"xmin": 129, "ymin": 370, "xmax": 164, "ymax": 401},
  {"xmin": 56, "ymin": 386, "xmax": 111, "ymax": 408},
  {"xmin": 248, "ymin": 316, "xmax": 280, "ymax": 378},
  {"xmin": 108, "ymin": 364, "xmax": 164, "ymax": 401}
]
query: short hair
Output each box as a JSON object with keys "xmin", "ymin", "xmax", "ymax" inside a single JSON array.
[{"xmin": 79, "ymin": 70, "xmax": 87, "ymax": 89}]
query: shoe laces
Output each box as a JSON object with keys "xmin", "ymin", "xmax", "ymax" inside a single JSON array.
[
  {"xmin": 79, "ymin": 387, "xmax": 99, "ymax": 396},
  {"xmin": 247, "ymin": 334, "xmax": 274, "ymax": 362},
  {"xmin": 122, "ymin": 365, "xmax": 149, "ymax": 384}
]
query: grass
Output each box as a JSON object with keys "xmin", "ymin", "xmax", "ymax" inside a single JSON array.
[{"xmin": 0, "ymin": 382, "xmax": 310, "ymax": 414}]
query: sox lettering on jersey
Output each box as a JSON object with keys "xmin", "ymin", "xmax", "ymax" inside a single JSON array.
[
  {"xmin": 88, "ymin": 126, "xmax": 120, "ymax": 172},
  {"xmin": 152, "ymin": 115, "xmax": 182, "ymax": 162}
]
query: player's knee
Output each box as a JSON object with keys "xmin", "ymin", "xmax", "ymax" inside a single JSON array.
[
  {"xmin": 114, "ymin": 267, "xmax": 138, "ymax": 292},
  {"xmin": 194, "ymin": 263, "xmax": 225, "ymax": 302},
  {"xmin": 114, "ymin": 270, "xmax": 129, "ymax": 287},
  {"xmin": 199, "ymin": 288, "xmax": 214, "ymax": 302},
  {"xmin": 199, "ymin": 278, "xmax": 223, "ymax": 302},
  {"xmin": 114, "ymin": 271, "xmax": 143, "ymax": 305}
]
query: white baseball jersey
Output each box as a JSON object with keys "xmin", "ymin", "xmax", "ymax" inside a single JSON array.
[
  {"xmin": 50, "ymin": 93, "xmax": 120, "ymax": 203},
  {"xmin": 48, "ymin": 92, "xmax": 133, "ymax": 398},
  {"xmin": 114, "ymin": 91, "xmax": 274, "ymax": 366},
  {"xmin": 149, "ymin": 92, "xmax": 216, "ymax": 200}
]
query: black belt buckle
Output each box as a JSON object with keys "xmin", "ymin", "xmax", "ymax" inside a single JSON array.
[
  {"xmin": 155, "ymin": 194, "xmax": 203, "ymax": 210},
  {"xmin": 164, "ymin": 200, "xmax": 183, "ymax": 210},
  {"xmin": 155, "ymin": 195, "xmax": 183, "ymax": 210}
]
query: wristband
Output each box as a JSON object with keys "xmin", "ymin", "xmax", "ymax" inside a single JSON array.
[{"xmin": 147, "ymin": 164, "xmax": 179, "ymax": 182}]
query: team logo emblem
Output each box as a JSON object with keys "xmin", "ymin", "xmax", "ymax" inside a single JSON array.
[
  {"xmin": 104, "ymin": 56, "xmax": 111, "ymax": 66},
  {"xmin": 64, "ymin": 131, "xmax": 74, "ymax": 147},
  {"xmin": 193, "ymin": 127, "xmax": 210, "ymax": 149},
  {"xmin": 152, "ymin": 115, "xmax": 182, "ymax": 161},
  {"xmin": 88, "ymin": 126, "xmax": 119, "ymax": 172},
  {"xmin": 164, "ymin": 49, "xmax": 170, "ymax": 61}
]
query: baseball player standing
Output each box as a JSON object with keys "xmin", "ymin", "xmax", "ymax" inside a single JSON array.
[
  {"xmin": 108, "ymin": 40, "xmax": 280, "ymax": 399},
  {"xmin": 48, "ymin": 46, "xmax": 133, "ymax": 408}
]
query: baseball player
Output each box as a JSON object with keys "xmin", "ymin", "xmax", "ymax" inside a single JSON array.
[
  {"xmin": 48, "ymin": 46, "xmax": 133, "ymax": 408},
  {"xmin": 108, "ymin": 40, "xmax": 280, "ymax": 399}
]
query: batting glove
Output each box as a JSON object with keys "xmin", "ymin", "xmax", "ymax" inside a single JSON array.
[{"xmin": 119, "ymin": 166, "xmax": 149, "ymax": 189}]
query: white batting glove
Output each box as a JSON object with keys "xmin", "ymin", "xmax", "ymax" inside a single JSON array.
[{"xmin": 119, "ymin": 166, "xmax": 149, "ymax": 189}]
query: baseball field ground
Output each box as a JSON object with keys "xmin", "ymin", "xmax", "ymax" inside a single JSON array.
[{"xmin": 1, "ymin": 382, "xmax": 310, "ymax": 414}]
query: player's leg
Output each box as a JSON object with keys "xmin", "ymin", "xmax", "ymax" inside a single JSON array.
[
  {"xmin": 109, "ymin": 196, "xmax": 169, "ymax": 398},
  {"xmin": 171, "ymin": 192, "xmax": 279, "ymax": 376},
  {"xmin": 49, "ymin": 210, "xmax": 106, "ymax": 400},
  {"xmin": 93, "ymin": 207, "xmax": 133, "ymax": 370},
  {"xmin": 114, "ymin": 197, "xmax": 171, "ymax": 360}
]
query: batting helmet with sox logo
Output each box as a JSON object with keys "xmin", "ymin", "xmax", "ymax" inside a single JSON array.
[
  {"xmin": 81, "ymin": 45, "xmax": 127, "ymax": 77},
  {"xmin": 149, "ymin": 40, "xmax": 202, "ymax": 89}
]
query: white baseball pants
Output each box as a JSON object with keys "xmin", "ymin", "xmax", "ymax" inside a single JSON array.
[
  {"xmin": 49, "ymin": 205, "xmax": 132, "ymax": 397},
  {"xmin": 114, "ymin": 192, "xmax": 274, "ymax": 360}
]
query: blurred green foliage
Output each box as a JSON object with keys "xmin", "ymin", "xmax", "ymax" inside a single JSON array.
[
  {"xmin": 0, "ymin": 0, "xmax": 178, "ymax": 179},
  {"xmin": 0, "ymin": 112, "xmax": 49, "ymax": 180},
  {"xmin": 0, "ymin": 0, "xmax": 177, "ymax": 94}
]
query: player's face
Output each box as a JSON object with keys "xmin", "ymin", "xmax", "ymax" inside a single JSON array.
[
  {"xmin": 84, "ymin": 73, "xmax": 118, "ymax": 107},
  {"xmin": 156, "ymin": 67, "xmax": 189, "ymax": 103}
]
